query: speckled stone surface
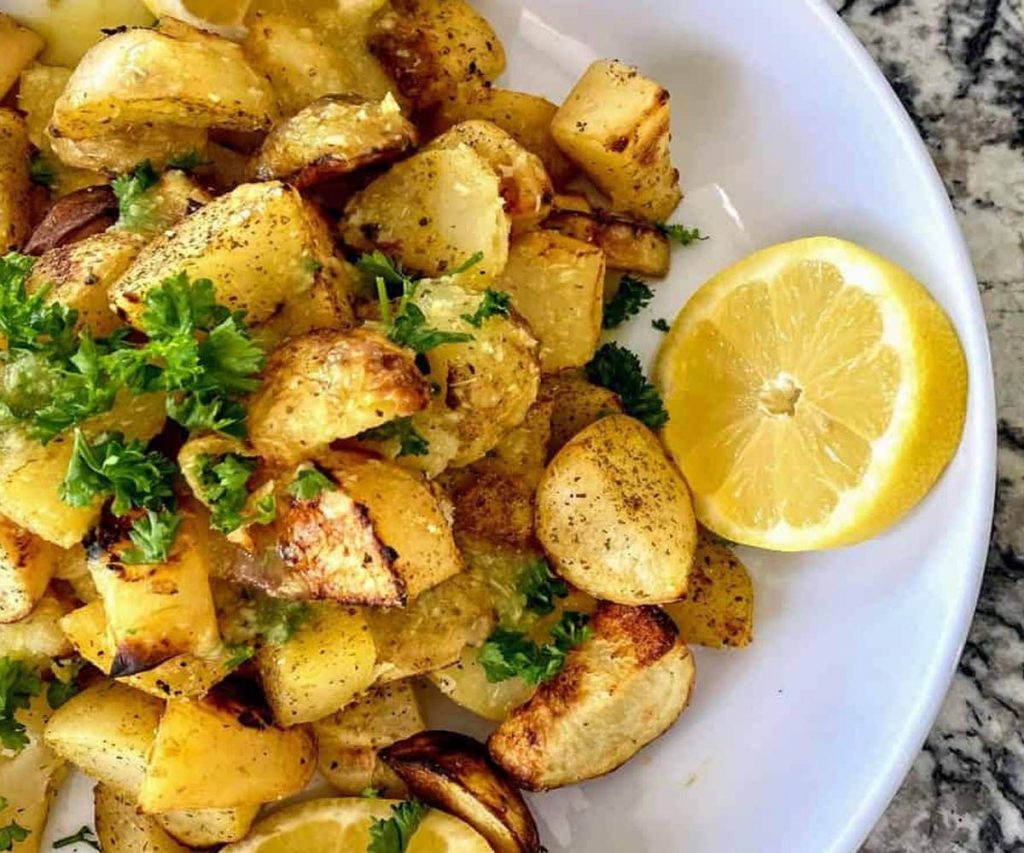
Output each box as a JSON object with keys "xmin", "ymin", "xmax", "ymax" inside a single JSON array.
[{"xmin": 828, "ymin": 1, "xmax": 1024, "ymax": 850}]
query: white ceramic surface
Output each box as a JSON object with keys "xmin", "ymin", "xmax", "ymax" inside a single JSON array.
[{"xmin": 43, "ymin": 2, "xmax": 996, "ymax": 851}]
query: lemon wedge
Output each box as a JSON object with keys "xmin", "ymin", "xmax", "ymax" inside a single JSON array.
[
  {"xmin": 221, "ymin": 798, "xmax": 492, "ymax": 853},
  {"xmin": 656, "ymin": 237, "xmax": 967, "ymax": 551},
  {"xmin": 141, "ymin": 0, "xmax": 251, "ymax": 36}
]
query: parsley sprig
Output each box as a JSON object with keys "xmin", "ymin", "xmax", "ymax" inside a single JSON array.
[
  {"xmin": 167, "ymin": 149, "xmax": 211, "ymax": 172},
  {"xmin": 460, "ymin": 289, "xmax": 511, "ymax": 327},
  {"xmin": 121, "ymin": 509, "xmax": 183, "ymax": 564},
  {"xmin": 368, "ymin": 799, "xmax": 428, "ymax": 853},
  {"xmin": 52, "ymin": 825, "xmax": 100, "ymax": 850},
  {"xmin": 359, "ymin": 417, "xmax": 429, "ymax": 457},
  {"xmin": 287, "ymin": 467, "xmax": 336, "ymax": 501},
  {"xmin": 193, "ymin": 453, "xmax": 259, "ymax": 534},
  {"xmin": 0, "ymin": 796, "xmax": 28, "ymax": 852},
  {"xmin": 517, "ymin": 559, "xmax": 568, "ymax": 617},
  {"xmin": 0, "ymin": 253, "xmax": 77, "ymax": 356},
  {"xmin": 603, "ymin": 275, "xmax": 654, "ymax": 329},
  {"xmin": 111, "ymin": 160, "xmax": 160, "ymax": 232},
  {"xmin": 0, "ymin": 657, "xmax": 41, "ymax": 752},
  {"xmin": 657, "ymin": 222, "xmax": 706, "ymax": 246},
  {"xmin": 585, "ymin": 343, "xmax": 668, "ymax": 430}
]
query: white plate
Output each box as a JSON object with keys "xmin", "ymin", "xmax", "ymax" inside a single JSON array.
[{"xmin": 44, "ymin": 2, "xmax": 996, "ymax": 851}]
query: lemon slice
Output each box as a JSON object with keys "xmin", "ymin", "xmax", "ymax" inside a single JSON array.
[
  {"xmin": 656, "ymin": 237, "xmax": 967, "ymax": 551},
  {"xmin": 141, "ymin": 0, "xmax": 252, "ymax": 36},
  {"xmin": 221, "ymin": 798, "xmax": 492, "ymax": 853}
]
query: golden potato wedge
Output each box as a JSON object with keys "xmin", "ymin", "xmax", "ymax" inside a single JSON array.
[
  {"xmin": 112, "ymin": 181, "xmax": 355, "ymax": 347},
  {"xmin": 257, "ymin": 602, "xmax": 377, "ymax": 726},
  {"xmin": 138, "ymin": 686, "xmax": 317, "ymax": 812},
  {"xmin": 95, "ymin": 784, "xmax": 189, "ymax": 853},
  {"xmin": 536, "ymin": 414, "xmax": 696, "ymax": 604},
  {"xmin": 543, "ymin": 204, "xmax": 671, "ymax": 276},
  {"xmin": 663, "ymin": 530, "xmax": 754, "ymax": 648},
  {"xmin": 50, "ymin": 126, "xmax": 209, "ymax": 176},
  {"xmin": 253, "ymin": 93, "xmax": 417, "ymax": 189},
  {"xmin": 313, "ymin": 681, "xmax": 424, "ymax": 795},
  {"xmin": 0, "ymin": 15, "xmax": 43, "ymax": 100},
  {"xmin": 381, "ymin": 730, "xmax": 540, "ymax": 853},
  {"xmin": 542, "ymin": 372, "xmax": 623, "ymax": 458},
  {"xmin": 44, "ymin": 680, "xmax": 164, "ymax": 798},
  {"xmin": 26, "ymin": 230, "xmax": 146, "ymax": 338},
  {"xmin": 248, "ymin": 328, "xmax": 429, "ymax": 466},
  {"xmin": 498, "ymin": 231, "xmax": 606, "ymax": 373},
  {"xmin": 0, "ymin": 391, "xmax": 166, "ymax": 547},
  {"xmin": 340, "ymin": 146, "xmax": 510, "ymax": 287},
  {"xmin": 0, "ymin": 516, "xmax": 59, "ymax": 624},
  {"xmin": 154, "ymin": 805, "xmax": 261, "ymax": 848},
  {"xmin": 86, "ymin": 513, "xmax": 222, "ymax": 676},
  {"xmin": 49, "ymin": 25, "xmax": 277, "ymax": 140},
  {"xmin": 488, "ymin": 603, "xmax": 695, "ymax": 790},
  {"xmin": 428, "ymin": 646, "xmax": 535, "ymax": 722},
  {"xmin": 551, "ymin": 60, "xmax": 681, "ymax": 221},
  {"xmin": 448, "ymin": 470, "xmax": 535, "ymax": 548},
  {"xmin": 427, "ymin": 121, "xmax": 553, "ymax": 234},
  {"xmin": 369, "ymin": 0, "xmax": 505, "ymax": 110},
  {"xmin": 0, "ymin": 110, "xmax": 32, "ymax": 253},
  {"xmin": 0, "ymin": 593, "xmax": 73, "ymax": 664},
  {"xmin": 23, "ymin": 185, "xmax": 119, "ymax": 256}
]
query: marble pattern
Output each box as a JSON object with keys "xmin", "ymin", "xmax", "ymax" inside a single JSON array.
[{"xmin": 828, "ymin": 0, "xmax": 1024, "ymax": 849}]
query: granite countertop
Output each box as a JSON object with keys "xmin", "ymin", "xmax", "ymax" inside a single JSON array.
[{"xmin": 828, "ymin": 1, "xmax": 1023, "ymax": 850}]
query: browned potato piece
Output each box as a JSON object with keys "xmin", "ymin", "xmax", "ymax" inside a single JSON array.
[
  {"xmin": 340, "ymin": 146, "xmax": 510, "ymax": 287},
  {"xmin": 536, "ymin": 414, "xmax": 696, "ymax": 604},
  {"xmin": 0, "ymin": 15, "xmax": 43, "ymax": 99},
  {"xmin": 95, "ymin": 784, "xmax": 190, "ymax": 853},
  {"xmin": 0, "ymin": 109, "xmax": 32, "ymax": 253},
  {"xmin": 382, "ymin": 730, "xmax": 540, "ymax": 853},
  {"xmin": 663, "ymin": 529, "xmax": 754, "ymax": 648},
  {"xmin": 27, "ymin": 231, "xmax": 146, "ymax": 337},
  {"xmin": 542, "ymin": 372, "xmax": 623, "ymax": 457},
  {"xmin": 488, "ymin": 603, "xmax": 695, "ymax": 790},
  {"xmin": 313, "ymin": 681, "xmax": 424, "ymax": 795},
  {"xmin": 154, "ymin": 806, "xmax": 261, "ymax": 848},
  {"xmin": 24, "ymin": 185, "xmax": 119, "ymax": 256},
  {"xmin": 427, "ymin": 121, "xmax": 553, "ymax": 234},
  {"xmin": 112, "ymin": 181, "xmax": 355, "ymax": 347},
  {"xmin": 49, "ymin": 24, "xmax": 277, "ymax": 139},
  {"xmin": 0, "ymin": 593, "xmax": 73, "ymax": 664},
  {"xmin": 498, "ymin": 232, "xmax": 605, "ymax": 373},
  {"xmin": 0, "ymin": 516, "xmax": 59, "ymax": 623},
  {"xmin": 50, "ymin": 126, "xmax": 209, "ymax": 176},
  {"xmin": 248, "ymin": 329, "xmax": 429, "ymax": 466},
  {"xmin": 369, "ymin": 0, "xmax": 505, "ymax": 110},
  {"xmin": 138, "ymin": 688, "xmax": 317, "ymax": 812},
  {"xmin": 253, "ymin": 93, "xmax": 418, "ymax": 188},
  {"xmin": 544, "ymin": 203, "xmax": 671, "ymax": 276},
  {"xmin": 430, "ymin": 86, "xmax": 575, "ymax": 186},
  {"xmin": 551, "ymin": 60, "xmax": 681, "ymax": 221},
  {"xmin": 448, "ymin": 470, "xmax": 535, "ymax": 548}
]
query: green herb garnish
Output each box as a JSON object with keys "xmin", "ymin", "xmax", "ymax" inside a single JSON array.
[
  {"xmin": 358, "ymin": 417, "xmax": 429, "ymax": 457},
  {"xmin": 167, "ymin": 149, "xmax": 211, "ymax": 172},
  {"xmin": 52, "ymin": 825, "xmax": 100, "ymax": 850},
  {"xmin": 460, "ymin": 289, "xmax": 511, "ymax": 327},
  {"xmin": 478, "ymin": 610, "xmax": 591, "ymax": 685},
  {"xmin": 111, "ymin": 160, "xmax": 160, "ymax": 232},
  {"xmin": 46, "ymin": 659, "xmax": 83, "ymax": 710},
  {"xmin": 0, "ymin": 815, "xmax": 28, "ymax": 852},
  {"xmin": 656, "ymin": 222, "xmax": 706, "ymax": 246},
  {"xmin": 121, "ymin": 509, "xmax": 182, "ymax": 564},
  {"xmin": 651, "ymin": 318, "xmax": 670, "ymax": 332},
  {"xmin": 0, "ymin": 658, "xmax": 41, "ymax": 752},
  {"xmin": 223, "ymin": 643, "xmax": 255, "ymax": 670},
  {"xmin": 603, "ymin": 276, "xmax": 653, "ymax": 329},
  {"xmin": 367, "ymin": 799, "xmax": 428, "ymax": 853},
  {"xmin": 194, "ymin": 453, "xmax": 258, "ymax": 534},
  {"xmin": 255, "ymin": 597, "xmax": 311, "ymax": 646},
  {"xmin": 585, "ymin": 343, "xmax": 667, "ymax": 429},
  {"xmin": 29, "ymin": 154, "xmax": 55, "ymax": 188},
  {"xmin": 517, "ymin": 559, "xmax": 568, "ymax": 617},
  {"xmin": 287, "ymin": 468, "xmax": 336, "ymax": 501},
  {"xmin": 0, "ymin": 253, "xmax": 77, "ymax": 355}
]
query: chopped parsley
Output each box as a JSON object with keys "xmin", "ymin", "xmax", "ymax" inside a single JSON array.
[
  {"xmin": 388, "ymin": 302, "xmax": 473, "ymax": 353},
  {"xmin": 111, "ymin": 160, "xmax": 160, "ymax": 232},
  {"xmin": 0, "ymin": 657, "xmax": 41, "ymax": 752},
  {"xmin": 52, "ymin": 826, "xmax": 100, "ymax": 850},
  {"xmin": 121, "ymin": 509, "xmax": 182, "ymax": 564},
  {"xmin": 255, "ymin": 597, "xmax": 311, "ymax": 646},
  {"xmin": 359, "ymin": 417, "xmax": 429, "ymax": 457},
  {"xmin": 603, "ymin": 275, "xmax": 653, "ymax": 329},
  {"xmin": 361, "ymin": 786, "xmax": 382, "ymax": 798},
  {"xmin": 223, "ymin": 643, "xmax": 255, "ymax": 671},
  {"xmin": 29, "ymin": 154, "xmax": 55, "ymax": 188},
  {"xmin": 0, "ymin": 806, "xmax": 28, "ymax": 852},
  {"xmin": 651, "ymin": 318, "xmax": 670, "ymax": 332},
  {"xmin": 367, "ymin": 799, "xmax": 428, "ymax": 853},
  {"xmin": 287, "ymin": 467, "xmax": 336, "ymax": 501},
  {"xmin": 517, "ymin": 559, "xmax": 568, "ymax": 617},
  {"xmin": 46, "ymin": 659, "xmax": 83, "ymax": 710},
  {"xmin": 0, "ymin": 253, "xmax": 77, "ymax": 356},
  {"xmin": 166, "ymin": 149, "xmax": 211, "ymax": 172},
  {"xmin": 194, "ymin": 453, "xmax": 259, "ymax": 533},
  {"xmin": 448, "ymin": 251, "xmax": 484, "ymax": 276},
  {"xmin": 585, "ymin": 343, "xmax": 668, "ymax": 430},
  {"xmin": 656, "ymin": 222, "xmax": 706, "ymax": 246},
  {"xmin": 478, "ymin": 611, "xmax": 591, "ymax": 686},
  {"xmin": 460, "ymin": 289, "xmax": 512, "ymax": 327}
]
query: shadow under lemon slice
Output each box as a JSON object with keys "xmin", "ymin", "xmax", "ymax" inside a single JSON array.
[{"xmin": 655, "ymin": 236, "xmax": 967, "ymax": 552}]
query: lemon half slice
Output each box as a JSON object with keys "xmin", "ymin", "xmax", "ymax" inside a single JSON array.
[
  {"xmin": 221, "ymin": 798, "xmax": 492, "ymax": 853},
  {"xmin": 656, "ymin": 237, "xmax": 967, "ymax": 551}
]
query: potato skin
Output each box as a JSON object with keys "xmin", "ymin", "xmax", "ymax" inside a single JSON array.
[
  {"xmin": 248, "ymin": 328, "xmax": 430, "ymax": 466},
  {"xmin": 50, "ymin": 125, "xmax": 209, "ymax": 175},
  {"xmin": 24, "ymin": 185, "xmax": 119, "ymax": 256},
  {"xmin": 95, "ymin": 784, "xmax": 189, "ymax": 853},
  {"xmin": 488, "ymin": 603, "xmax": 695, "ymax": 790},
  {"xmin": 0, "ymin": 109, "xmax": 32, "ymax": 252},
  {"xmin": 536, "ymin": 414, "xmax": 696, "ymax": 604},
  {"xmin": 543, "ymin": 202, "xmax": 671, "ymax": 277}
]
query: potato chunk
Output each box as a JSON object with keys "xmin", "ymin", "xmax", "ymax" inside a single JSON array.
[
  {"xmin": 488, "ymin": 603, "xmax": 695, "ymax": 790},
  {"xmin": 112, "ymin": 181, "xmax": 354, "ymax": 347},
  {"xmin": 340, "ymin": 146, "xmax": 510, "ymax": 287},
  {"xmin": 154, "ymin": 806, "xmax": 261, "ymax": 848},
  {"xmin": 0, "ymin": 517, "xmax": 59, "ymax": 624},
  {"xmin": 0, "ymin": 593, "xmax": 72, "ymax": 664},
  {"xmin": 0, "ymin": 15, "xmax": 43, "ymax": 100},
  {"xmin": 51, "ymin": 125, "xmax": 209, "ymax": 176},
  {"xmin": 0, "ymin": 110, "xmax": 32, "ymax": 253},
  {"xmin": 95, "ymin": 785, "xmax": 189, "ymax": 853},
  {"xmin": 248, "ymin": 328, "xmax": 429, "ymax": 466},
  {"xmin": 542, "ymin": 372, "xmax": 623, "ymax": 457},
  {"xmin": 536, "ymin": 414, "xmax": 696, "ymax": 604},
  {"xmin": 551, "ymin": 60, "xmax": 681, "ymax": 221},
  {"xmin": 498, "ymin": 232, "xmax": 605, "ymax": 373}
]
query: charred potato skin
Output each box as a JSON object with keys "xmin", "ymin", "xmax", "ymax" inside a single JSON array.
[
  {"xmin": 24, "ymin": 185, "xmax": 119, "ymax": 256},
  {"xmin": 0, "ymin": 109, "xmax": 32, "ymax": 253},
  {"xmin": 382, "ymin": 730, "xmax": 541, "ymax": 853},
  {"xmin": 488, "ymin": 603, "xmax": 695, "ymax": 791},
  {"xmin": 543, "ymin": 203, "xmax": 671, "ymax": 277}
]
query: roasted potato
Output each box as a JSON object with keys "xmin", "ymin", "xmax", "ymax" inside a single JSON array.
[
  {"xmin": 44, "ymin": 680, "xmax": 164, "ymax": 798},
  {"xmin": 0, "ymin": 15, "xmax": 43, "ymax": 100},
  {"xmin": 0, "ymin": 593, "xmax": 73, "ymax": 664},
  {"xmin": 60, "ymin": 600, "xmax": 231, "ymax": 700},
  {"xmin": 112, "ymin": 181, "xmax": 355, "ymax": 347},
  {"xmin": 86, "ymin": 513, "xmax": 222, "ymax": 676},
  {"xmin": 0, "ymin": 110, "xmax": 32, "ymax": 253},
  {"xmin": 0, "ymin": 517, "xmax": 59, "ymax": 623},
  {"xmin": 429, "ymin": 86, "xmax": 576, "ymax": 186},
  {"xmin": 243, "ymin": 4, "xmax": 396, "ymax": 116},
  {"xmin": 542, "ymin": 372, "xmax": 623, "ymax": 457},
  {"xmin": 138, "ymin": 687, "xmax": 317, "ymax": 812},
  {"xmin": 253, "ymin": 93, "xmax": 418, "ymax": 188},
  {"xmin": 448, "ymin": 470, "xmax": 536, "ymax": 548},
  {"xmin": 663, "ymin": 530, "xmax": 754, "ymax": 648},
  {"xmin": 368, "ymin": 0, "xmax": 505, "ymax": 110},
  {"xmin": 498, "ymin": 232, "xmax": 606, "ymax": 373},
  {"xmin": 95, "ymin": 785, "xmax": 190, "ymax": 853},
  {"xmin": 313, "ymin": 681, "xmax": 425, "ymax": 795},
  {"xmin": 257, "ymin": 602, "xmax": 377, "ymax": 726},
  {"xmin": 382, "ymin": 730, "xmax": 540, "ymax": 853},
  {"xmin": 116, "ymin": 168, "xmax": 212, "ymax": 237},
  {"xmin": 49, "ymin": 24, "xmax": 277, "ymax": 140},
  {"xmin": 26, "ymin": 231, "xmax": 146, "ymax": 338},
  {"xmin": 154, "ymin": 805, "xmax": 261, "ymax": 848},
  {"xmin": 340, "ymin": 146, "xmax": 510, "ymax": 287},
  {"xmin": 551, "ymin": 60, "xmax": 681, "ymax": 221},
  {"xmin": 0, "ymin": 392, "xmax": 167, "ymax": 547},
  {"xmin": 24, "ymin": 185, "xmax": 119, "ymax": 256},
  {"xmin": 50, "ymin": 125, "xmax": 210, "ymax": 176},
  {"xmin": 488, "ymin": 603, "xmax": 695, "ymax": 790},
  {"xmin": 536, "ymin": 414, "xmax": 697, "ymax": 604},
  {"xmin": 248, "ymin": 328, "xmax": 429, "ymax": 465},
  {"xmin": 427, "ymin": 121, "xmax": 553, "ymax": 234},
  {"xmin": 428, "ymin": 646, "xmax": 535, "ymax": 723}
]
